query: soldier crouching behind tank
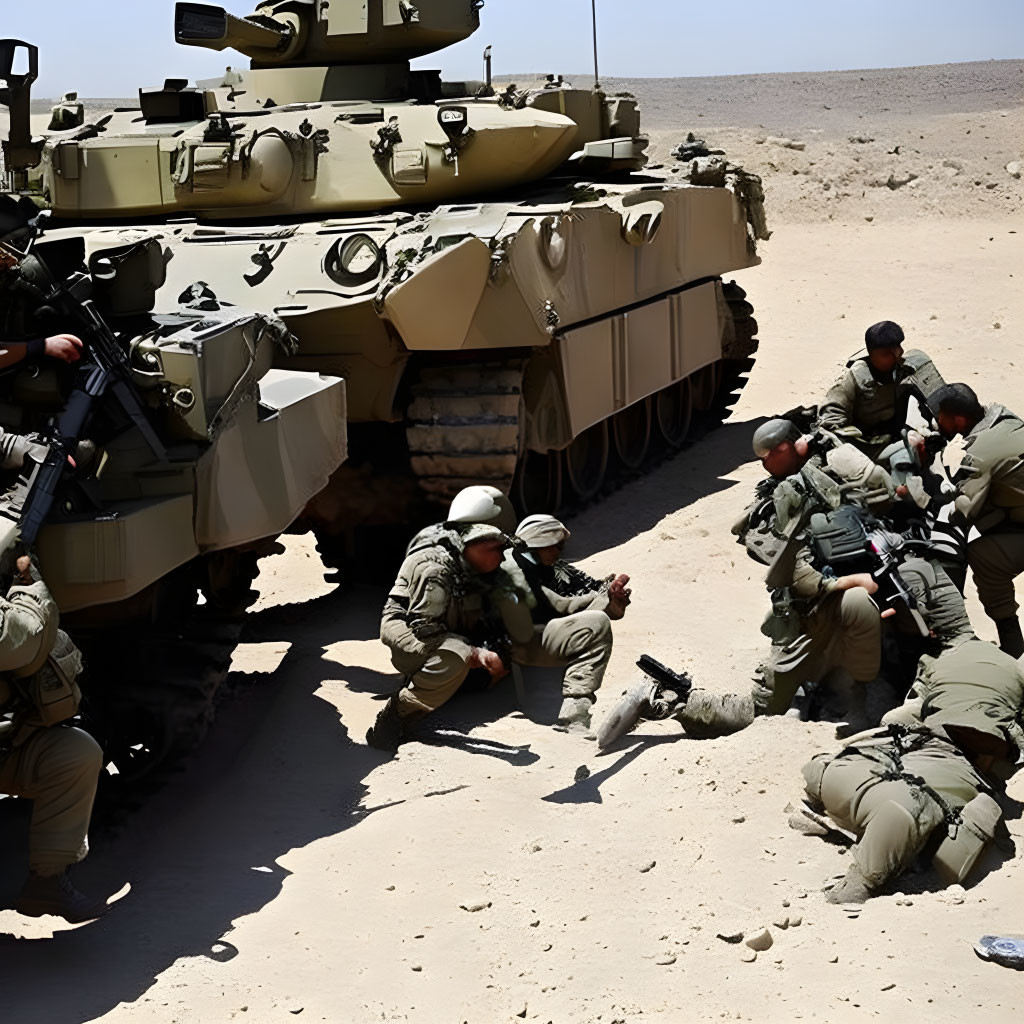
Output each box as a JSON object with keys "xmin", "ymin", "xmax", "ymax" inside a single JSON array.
[
  {"xmin": 0, "ymin": 552, "xmax": 108, "ymax": 923},
  {"xmin": 367, "ymin": 500, "xmax": 616, "ymax": 752},
  {"xmin": 793, "ymin": 639, "xmax": 1021, "ymax": 904}
]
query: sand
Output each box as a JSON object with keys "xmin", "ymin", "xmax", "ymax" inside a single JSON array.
[{"xmin": 1, "ymin": 60, "xmax": 1023, "ymax": 1024}]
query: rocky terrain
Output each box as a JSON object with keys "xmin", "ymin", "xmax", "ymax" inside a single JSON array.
[{"xmin": 1, "ymin": 59, "xmax": 1022, "ymax": 1024}]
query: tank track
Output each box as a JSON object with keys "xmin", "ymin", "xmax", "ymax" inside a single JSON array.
[
  {"xmin": 403, "ymin": 281, "xmax": 760, "ymax": 516},
  {"xmin": 406, "ymin": 362, "xmax": 525, "ymax": 503},
  {"xmin": 718, "ymin": 279, "xmax": 760, "ymax": 417},
  {"xmin": 73, "ymin": 550, "xmax": 266, "ymax": 809}
]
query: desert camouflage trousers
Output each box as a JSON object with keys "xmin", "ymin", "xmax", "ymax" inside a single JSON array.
[
  {"xmin": 968, "ymin": 528, "xmax": 1024, "ymax": 621},
  {"xmin": 756, "ymin": 588, "xmax": 881, "ymax": 716},
  {"xmin": 803, "ymin": 728, "xmax": 994, "ymax": 889},
  {"xmin": 389, "ymin": 610, "xmax": 613, "ymax": 719},
  {"xmin": 0, "ymin": 725, "xmax": 103, "ymax": 875}
]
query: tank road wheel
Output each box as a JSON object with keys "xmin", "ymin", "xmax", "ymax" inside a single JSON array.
[
  {"xmin": 691, "ymin": 362, "xmax": 720, "ymax": 412},
  {"xmin": 512, "ymin": 447, "xmax": 563, "ymax": 517},
  {"xmin": 718, "ymin": 280, "xmax": 761, "ymax": 416},
  {"xmin": 611, "ymin": 397, "xmax": 652, "ymax": 471},
  {"xmin": 655, "ymin": 377, "xmax": 694, "ymax": 449},
  {"xmin": 564, "ymin": 421, "xmax": 609, "ymax": 504}
]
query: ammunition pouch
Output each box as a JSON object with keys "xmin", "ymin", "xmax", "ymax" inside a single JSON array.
[
  {"xmin": 3, "ymin": 628, "xmax": 83, "ymax": 747},
  {"xmin": 807, "ymin": 505, "xmax": 875, "ymax": 577}
]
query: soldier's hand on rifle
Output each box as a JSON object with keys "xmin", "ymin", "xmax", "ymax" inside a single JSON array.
[
  {"xmin": 468, "ymin": 646, "xmax": 509, "ymax": 684},
  {"xmin": 44, "ymin": 334, "xmax": 83, "ymax": 363},
  {"xmin": 833, "ymin": 572, "xmax": 897, "ymax": 618}
]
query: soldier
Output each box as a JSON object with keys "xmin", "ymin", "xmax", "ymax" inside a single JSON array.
[
  {"xmin": 736, "ymin": 418, "xmax": 895, "ymax": 726},
  {"xmin": 0, "ymin": 554, "xmax": 108, "ymax": 923},
  {"xmin": 935, "ymin": 383, "xmax": 1024, "ymax": 658},
  {"xmin": 367, "ymin": 521, "xmax": 515, "ymax": 752},
  {"xmin": 668, "ymin": 417, "xmax": 970, "ymax": 741},
  {"xmin": 511, "ymin": 514, "xmax": 631, "ymax": 615},
  {"xmin": 816, "ymin": 321, "xmax": 945, "ymax": 458},
  {"xmin": 797, "ymin": 639, "xmax": 1022, "ymax": 903}
]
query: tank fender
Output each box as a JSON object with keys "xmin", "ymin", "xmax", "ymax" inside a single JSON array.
[{"xmin": 382, "ymin": 236, "xmax": 491, "ymax": 350}]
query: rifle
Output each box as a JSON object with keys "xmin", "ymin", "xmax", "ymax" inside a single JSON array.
[
  {"xmin": 0, "ymin": 227, "xmax": 169, "ymax": 545},
  {"xmin": 862, "ymin": 524, "xmax": 930, "ymax": 637},
  {"xmin": 596, "ymin": 656, "xmax": 693, "ymax": 751}
]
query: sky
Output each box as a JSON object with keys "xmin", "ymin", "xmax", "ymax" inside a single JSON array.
[{"xmin": 3, "ymin": 0, "xmax": 1023, "ymax": 98}]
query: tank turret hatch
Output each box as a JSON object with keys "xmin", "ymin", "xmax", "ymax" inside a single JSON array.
[{"xmin": 175, "ymin": 0, "xmax": 482, "ymax": 68}]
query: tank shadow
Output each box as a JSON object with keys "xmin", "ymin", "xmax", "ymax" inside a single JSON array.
[
  {"xmin": 567, "ymin": 417, "xmax": 767, "ymax": 559},
  {"xmin": 0, "ymin": 587, "xmax": 389, "ymax": 1024}
]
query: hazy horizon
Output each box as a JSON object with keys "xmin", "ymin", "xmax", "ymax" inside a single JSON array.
[{"xmin": 4, "ymin": 0, "xmax": 1023, "ymax": 99}]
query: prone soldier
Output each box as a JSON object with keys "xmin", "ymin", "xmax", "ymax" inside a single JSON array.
[
  {"xmin": 797, "ymin": 639, "xmax": 1022, "ymax": 903},
  {"xmin": 935, "ymin": 383, "xmax": 1024, "ymax": 658},
  {"xmin": 0, "ymin": 553, "xmax": 107, "ymax": 922}
]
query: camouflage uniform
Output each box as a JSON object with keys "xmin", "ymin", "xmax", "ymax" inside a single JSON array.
[
  {"xmin": 0, "ymin": 563, "xmax": 101, "ymax": 878},
  {"xmin": 950, "ymin": 404, "xmax": 1024, "ymax": 653},
  {"xmin": 501, "ymin": 548, "xmax": 614, "ymax": 710},
  {"xmin": 736, "ymin": 443, "xmax": 895, "ymax": 715},
  {"xmin": 380, "ymin": 525, "xmax": 519, "ymax": 719},
  {"xmin": 816, "ymin": 349, "xmax": 945, "ymax": 457},
  {"xmin": 802, "ymin": 640, "xmax": 1021, "ymax": 897}
]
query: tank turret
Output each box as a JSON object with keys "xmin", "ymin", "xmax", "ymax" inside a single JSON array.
[{"xmin": 175, "ymin": 0, "xmax": 481, "ymax": 67}]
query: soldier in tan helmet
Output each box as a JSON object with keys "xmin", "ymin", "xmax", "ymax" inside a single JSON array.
[
  {"xmin": 797, "ymin": 639, "xmax": 1021, "ymax": 903},
  {"xmin": 501, "ymin": 515, "xmax": 627, "ymax": 733},
  {"xmin": 935, "ymin": 383, "xmax": 1024, "ymax": 658},
  {"xmin": 0, "ymin": 552, "xmax": 108, "ymax": 923},
  {"xmin": 816, "ymin": 321, "xmax": 945, "ymax": 459}
]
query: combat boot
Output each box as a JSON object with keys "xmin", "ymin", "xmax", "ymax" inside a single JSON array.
[
  {"xmin": 15, "ymin": 872, "xmax": 109, "ymax": 923},
  {"xmin": 555, "ymin": 696, "xmax": 594, "ymax": 733},
  {"xmin": 834, "ymin": 683, "xmax": 872, "ymax": 740},
  {"xmin": 995, "ymin": 617, "xmax": 1024, "ymax": 660},
  {"xmin": 675, "ymin": 689, "xmax": 755, "ymax": 739},
  {"xmin": 365, "ymin": 694, "xmax": 404, "ymax": 753},
  {"xmin": 824, "ymin": 863, "xmax": 875, "ymax": 905}
]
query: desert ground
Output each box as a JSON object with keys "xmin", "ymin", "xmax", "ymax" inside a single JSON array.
[{"xmin": 2, "ymin": 61, "xmax": 1023, "ymax": 1022}]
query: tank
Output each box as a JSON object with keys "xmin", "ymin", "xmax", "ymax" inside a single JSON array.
[
  {"xmin": 2, "ymin": 1, "xmax": 769, "ymax": 565},
  {"xmin": 0, "ymin": 193, "xmax": 346, "ymax": 787}
]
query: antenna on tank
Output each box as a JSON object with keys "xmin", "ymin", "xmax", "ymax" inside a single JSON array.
[{"xmin": 591, "ymin": 0, "xmax": 601, "ymax": 90}]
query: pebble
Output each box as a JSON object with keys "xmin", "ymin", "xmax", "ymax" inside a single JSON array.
[
  {"xmin": 574, "ymin": 765, "xmax": 591, "ymax": 783},
  {"xmin": 829, "ymin": 955, "xmax": 840, "ymax": 964},
  {"xmin": 745, "ymin": 928, "xmax": 774, "ymax": 952},
  {"xmin": 789, "ymin": 916, "xmax": 802, "ymax": 927},
  {"xmin": 881, "ymin": 983, "xmax": 895, "ymax": 992},
  {"xmin": 460, "ymin": 902, "xmax": 492, "ymax": 913},
  {"xmin": 1007, "ymin": 161, "xmax": 1022, "ymax": 179},
  {"xmin": 732, "ymin": 816, "xmax": 746, "ymax": 824},
  {"xmin": 410, "ymin": 965, "xmax": 423, "ymax": 972},
  {"xmin": 716, "ymin": 930, "xmax": 745, "ymax": 944},
  {"xmin": 773, "ymin": 917, "xmax": 790, "ymax": 930},
  {"xmin": 655, "ymin": 954, "xmax": 678, "ymax": 966},
  {"xmin": 781, "ymin": 900, "xmax": 791, "ymax": 908},
  {"xmin": 740, "ymin": 950, "xmax": 758, "ymax": 963},
  {"xmin": 639, "ymin": 861, "xmax": 657, "ymax": 873}
]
